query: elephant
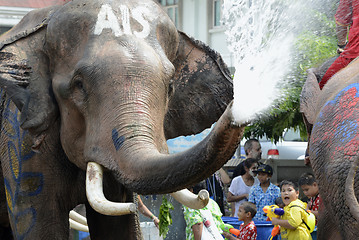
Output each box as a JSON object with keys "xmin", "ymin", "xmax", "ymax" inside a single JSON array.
[
  {"xmin": 0, "ymin": 0, "xmax": 247, "ymax": 239},
  {"xmin": 300, "ymin": 57, "xmax": 359, "ymax": 239}
]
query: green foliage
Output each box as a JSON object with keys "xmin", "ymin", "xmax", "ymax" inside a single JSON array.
[
  {"xmin": 243, "ymin": 10, "xmax": 337, "ymax": 142},
  {"xmin": 158, "ymin": 196, "xmax": 174, "ymax": 239}
]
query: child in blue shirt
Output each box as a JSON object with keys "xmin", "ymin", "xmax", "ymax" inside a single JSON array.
[{"xmin": 248, "ymin": 164, "xmax": 280, "ymax": 221}]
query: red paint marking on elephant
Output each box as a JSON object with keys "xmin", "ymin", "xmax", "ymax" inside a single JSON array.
[
  {"xmin": 312, "ymin": 86, "xmax": 359, "ymax": 160},
  {"xmin": 337, "ymin": 137, "xmax": 359, "ymax": 157}
]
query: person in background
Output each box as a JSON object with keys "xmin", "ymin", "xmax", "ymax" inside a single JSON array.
[
  {"xmin": 320, "ymin": 0, "xmax": 359, "ymax": 89},
  {"xmin": 233, "ymin": 139, "xmax": 262, "ymax": 179},
  {"xmin": 137, "ymin": 195, "xmax": 160, "ymax": 228},
  {"xmin": 227, "ymin": 158, "xmax": 259, "ymax": 217},
  {"xmin": 222, "ymin": 202, "xmax": 257, "ymax": 240},
  {"xmin": 206, "ymin": 168, "xmax": 231, "ymax": 216},
  {"xmin": 248, "ymin": 164, "xmax": 280, "ymax": 221},
  {"xmin": 298, "ymin": 172, "xmax": 321, "ymax": 221},
  {"xmin": 183, "ymin": 181, "xmax": 224, "ymax": 240},
  {"xmin": 271, "ymin": 180, "xmax": 312, "ymax": 240}
]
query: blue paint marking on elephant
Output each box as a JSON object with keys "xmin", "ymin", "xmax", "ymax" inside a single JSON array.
[
  {"xmin": 14, "ymin": 208, "xmax": 37, "ymax": 240},
  {"xmin": 337, "ymin": 120, "xmax": 357, "ymax": 144},
  {"xmin": 18, "ymin": 172, "xmax": 44, "ymax": 197},
  {"xmin": 112, "ymin": 128, "xmax": 125, "ymax": 151},
  {"xmin": 317, "ymin": 83, "xmax": 359, "ymax": 119},
  {"xmin": 1, "ymin": 99, "xmax": 43, "ymax": 240},
  {"xmin": 312, "ymin": 83, "xmax": 359, "ymax": 157}
]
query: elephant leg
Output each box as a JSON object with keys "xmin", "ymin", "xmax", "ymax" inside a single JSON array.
[
  {"xmin": 0, "ymin": 166, "xmax": 13, "ymax": 240},
  {"xmin": 86, "ymin": 172, "xmax": 142, "ymax": 240},
  {"xmin": 1, "ymin": 156, "xmax": 85, "ymax": 240},
  {"xmin": 315, "ymin": 160, "xmax": 359, "ymax": 239},
  {"xmin": 322, "ymin": 161, "xmax": 359, "ymax": 239},
  {"xmin": 2, "ymin": 160, "xmax": 69, "ymax": 239},
  {"xmin": 317, "ymin": 207, "xmax": 341, "ymax": 240},
  {"xmin": 0, "ymin": 129, "xmax": 85, "ymax": 239}
]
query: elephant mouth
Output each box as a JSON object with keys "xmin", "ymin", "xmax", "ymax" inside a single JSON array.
[{"xmin": 85, "ymin": 162, "xmax": 209, "ymax": 216}]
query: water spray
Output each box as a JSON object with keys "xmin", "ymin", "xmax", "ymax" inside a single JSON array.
[{"xmin": 223, "ymin": 0, "xmax": 306, "ymax": 124}]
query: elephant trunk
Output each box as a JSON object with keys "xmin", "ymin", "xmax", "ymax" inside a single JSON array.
[
  {"xmin": 85, "ymin": 103, "xmax": 244, "ymax": 215},
  {"xmin": 112, "ymin": 102, "xmax": 244, "ymax": 195}
]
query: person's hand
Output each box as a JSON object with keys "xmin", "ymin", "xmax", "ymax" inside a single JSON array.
[
  {"xmin": 337, "ymin": 42, "xmax": 347, "ymax": 54},
  {"xmin": 152, "ymin": 216, "xmax": 160, "ymax": 228},
  {"xmin": 222, "ymin": 231, "xmax": 236, "ymax": 240},
  {"xmin": 307, "ymin": 201, "xmax": 312, "ymax": 211}
]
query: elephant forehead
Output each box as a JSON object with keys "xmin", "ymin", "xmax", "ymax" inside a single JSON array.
[{"xmin": 46, "ymin": 0, "xmax": 166, "ymax": 59}]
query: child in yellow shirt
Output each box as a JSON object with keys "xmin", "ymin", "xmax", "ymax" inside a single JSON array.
[{"xmin": 271, "ymin": 180, "xmax": 312, "ymax": 240}]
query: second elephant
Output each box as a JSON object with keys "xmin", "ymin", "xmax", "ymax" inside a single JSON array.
[{"xmin": 301, "ymin": 57, "xmax": 359, "ymax": 240}]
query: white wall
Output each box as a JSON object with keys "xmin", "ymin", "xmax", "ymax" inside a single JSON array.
[
  {"xmin": 0, "ymin": 6, "xmax": 33, "ymax": 27},
  {"xmin": 181, "ymin": 0, "xmax": 233, "ymax": 71},
  {"xmin": 181, "ymin": 0, "xmax": 208, "ymax": 43}
]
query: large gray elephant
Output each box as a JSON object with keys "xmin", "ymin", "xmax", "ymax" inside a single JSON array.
[
  {"xmin": 0, "ymin": 0, "xmax": 245, "ymax": 239},
  {"xmin": 300, "ymin": 58, "xmax": 359, "ymax": 239}
]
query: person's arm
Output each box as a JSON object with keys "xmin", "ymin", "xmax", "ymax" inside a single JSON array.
[
  {"xmin": 222, "ymin": 231, "xmax": 239, "ymax": 240},
  {"xmin": 334, "ymin": 0, "xmax": 352, "ymax": 52},
  {"xmin": 336, "ymin": 23, "xmax": 348, "ymax": 46},
  {"xmin": 192, "ymin": 222, "xmax": 203, "ymax": 240},
  {"xmin": 336, "ymin": 23, "xmax": 348, "ymax": 53},
  {"xmin": 227, "ymin": 191, "xmax": 248, "ymax": 203},
  {"xmin": 218, "ymin": 168, "xmax": 231, "ymax": 185},
  {"xmin": 137, "ymin": 196, "xmax": 160, "ymax": 228},
  {"xmin": 271, "ymin": 217, "xmax": 296, "ymax": 230}
]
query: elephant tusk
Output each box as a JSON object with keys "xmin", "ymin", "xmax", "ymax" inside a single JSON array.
[
  {"xmin": 69, "ymin": 218, "xmax": 89, "ymax": 232},
  {"xmin": 170, "ymin": 189, "xmax": 209, "ymax": 209},
  {"xmin": 69, "ymin": 210, "xmax": 88, "ymax": 226},
  {"xmin": 86, "ymin": 162, "xmax": 137, "ymax": 216}
]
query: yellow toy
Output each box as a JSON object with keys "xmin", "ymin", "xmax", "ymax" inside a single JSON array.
[{"xmin": 263, "ymin": 205, "xmax": 284, "ymax": 240}]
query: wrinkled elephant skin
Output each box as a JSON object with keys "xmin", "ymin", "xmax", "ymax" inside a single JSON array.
[
  {"xmin": 301, "ymin": 58, "xmax": 359, "ymax": 240},
  {"xmin": 0, "ymin": 0, "xmax": 244, "ymax": 239}
]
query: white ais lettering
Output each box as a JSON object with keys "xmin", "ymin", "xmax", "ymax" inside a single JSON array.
[{"xmin": 94, "ymin": 4, "xmax": 151, "ymax": 38}]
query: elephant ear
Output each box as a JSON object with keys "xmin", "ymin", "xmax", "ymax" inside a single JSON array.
[
  {"xmin": 0, "ymin": 6, "xmax": 61, "ymax": 136},
  {"xmin": 164, "ymin": 31, "xmax": 233, "ymax": 139},
  {"xmin": 300, "ymin": 68, "xmax": 321, "ymax": 125}
]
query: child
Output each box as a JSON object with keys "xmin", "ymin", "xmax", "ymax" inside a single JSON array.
[
  {"xmin": 271, "ymin": 180, "xmax": 312, "ymax": 240},
  {"xmin": 248, "ymin": 164, "xmax": 280, "ymax": 221},
  {"xmin": 222, "ymin": 202, "xmax": 257, "ymax": 240},
  {"xmin": 298, "ymin": 172, "xmax": 321, "ymax": 220}
]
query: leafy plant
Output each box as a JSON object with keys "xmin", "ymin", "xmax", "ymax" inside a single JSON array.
[{"xmin": 158, "ymin": 196, "xmax": 174, "ymax": 239}]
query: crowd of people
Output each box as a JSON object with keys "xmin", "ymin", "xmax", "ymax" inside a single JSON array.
[{"xmin": 181, "ymin": 138, "xmax": 321, "ymax": 240}]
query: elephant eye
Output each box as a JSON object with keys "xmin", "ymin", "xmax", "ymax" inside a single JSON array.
[
  {"xmin": 72, "ymin": 76, "xmax": 87, "ymax": 96},
  {"xmin": 75, "ymin": 80, "xmax": 83, "ymax": 90}
]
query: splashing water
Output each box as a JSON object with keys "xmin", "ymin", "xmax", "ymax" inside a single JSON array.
[{"xmin": 223, "ymin": 0, "xmax": 307, "ymax": 124}]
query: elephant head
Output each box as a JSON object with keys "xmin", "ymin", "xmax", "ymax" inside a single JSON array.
[
  {"xmin": 0, "ymin": 0, "xmax": 244, "ymax": 234},
  {"xmin": 300, "ymin": 58, "xmax": 359, "ymax": 239}
]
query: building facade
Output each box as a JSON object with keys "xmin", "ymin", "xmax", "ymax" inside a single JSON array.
[
  {"xmin": 0, "ymin": 0, "xmax": 233, "ymax": 71},
  {"xmin": 159, "ymin": 0, "xmax": 233, "ymax": 71}
]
